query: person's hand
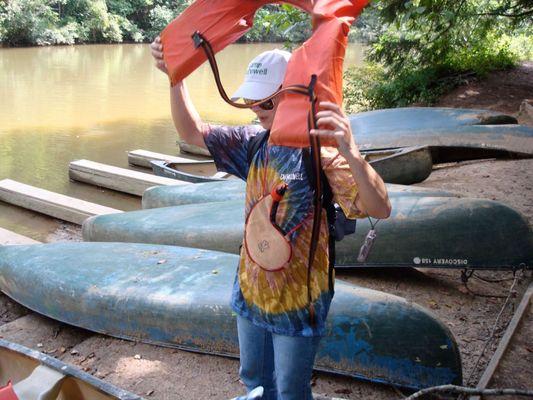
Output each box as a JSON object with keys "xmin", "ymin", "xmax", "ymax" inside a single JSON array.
[
  {"xmin": 311, "ymin": 101, "xmax": 362, "ymax": 160},
  {"xmin": 150, "ymin": 36, "xmax": 168, "ymax": 75}
]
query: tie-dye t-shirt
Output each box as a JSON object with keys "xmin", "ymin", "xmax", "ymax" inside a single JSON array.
[{"xmin": 204, "ymin": 125, "xmax": 364, "ymax": 337}]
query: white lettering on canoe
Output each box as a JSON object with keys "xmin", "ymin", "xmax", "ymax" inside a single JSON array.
[{"xmin": 413, "ymin": 257, "xmax": 468, "ymax": 266}]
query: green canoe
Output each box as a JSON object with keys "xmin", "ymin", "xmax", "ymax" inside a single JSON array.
[
  {"xmin": 177, "ymin": 108, "xmax": 531, "ymax": 159},
  {"xmin": 141, "ymin": 180, "xmax": 457, "ymax": 209},
  {"xmin": 0, "ymin": 242, "xmax": 462, "ymax": 389},
  {"xmin": 350, "ymin": 108, "xmax": 533, "ymax": 157},
  {"xmin": 84, "ymin": 193, "xmax": 533, "ymax": 270}
]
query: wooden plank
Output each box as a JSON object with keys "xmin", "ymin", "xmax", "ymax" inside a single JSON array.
[
  {"xmin": 0, "ymin": 227, "xmax": 40, "ymax": 245},
  {"xmin": 69, "ymin": 159, "xmax": 187, "ymax": 197},
  {"xmin": 128, "ymin": 149, "xmax": 213, "ymax": 168},
  {"xmin": 471, "ymin": 281, "xmax": 533, "ymax": 400},
  {"xmin": 0, "ymin": 179, "xmax": 121, "ymax": 225}
]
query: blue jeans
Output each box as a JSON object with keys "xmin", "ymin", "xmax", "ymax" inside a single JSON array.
[{"xmin": 236, "ymin": 315, "xmax": 321, "ymax": 400}]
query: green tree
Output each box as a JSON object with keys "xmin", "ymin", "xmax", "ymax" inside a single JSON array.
[
  {"xmin": 0, "ymin": 0, "xmax": 59, "ymax": 45},
  {"xmin": 245, "ymin": 4, "xmax": 310, "ymax": 45},
  {"xmin": 344, "ymin": 0, "xmax": 533, "ymax": 111}
]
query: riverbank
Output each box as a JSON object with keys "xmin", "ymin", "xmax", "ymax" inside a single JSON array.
[
  {"xmin": 436, "ymin": 61, "xmax": 533, "ymax": 126},
  {"xmin": 1, "ymin": 64, "xmax": 532, "ymax": 399}
]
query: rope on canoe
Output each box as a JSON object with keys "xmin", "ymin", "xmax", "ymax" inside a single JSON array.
[
  {"xmin": 461, "ymin": 269, "xmax": 509, "ymax": 298},
  {"xmin": 472, "ymin": 272, "xmax": 517, "ymax": 283},
  {"xmin": 402, "ymin": 385, "xmax": 533, "ymax": 399}
]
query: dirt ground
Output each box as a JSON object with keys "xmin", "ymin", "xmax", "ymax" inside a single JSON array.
[
  {"xmin": 436, "ymin": 61, "xmax": 533, "ymax": 120},
  {"xmin": 1, "ymin": 64, "xmax": 532, "ymax": 399}
]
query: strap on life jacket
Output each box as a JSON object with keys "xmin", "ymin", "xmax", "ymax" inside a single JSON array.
[{"xmin": 193, "ymin": 32, "xmax": 311, "ymax": 111}]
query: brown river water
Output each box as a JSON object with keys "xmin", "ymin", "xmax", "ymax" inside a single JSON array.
[{"xmin": 0, "ymin": 43, "xmax": 364, "ymax": 240}]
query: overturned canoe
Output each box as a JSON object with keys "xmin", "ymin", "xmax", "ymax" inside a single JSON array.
[
  {"xmin": 350, "ymin": 109, "xmax": 533, "ymax": 157},
  {"xmin": 150, "ymin": 160, "xmax": 231, "ymax": 183},
  {"xmin": 141, "ymin": 180, "xmax": 457, "ymax": 209},
  {"xmin": 170, "ymin": 107, "xmax": 528, "ymax": 161},
  {"xmin": 151, "ymin": 146, "xmax": 434, "ymax": 185},
  {"xmin": 0, "ymin": 338, "xmax": 141, "ymax": 400},
  {"xmin": 0, "ymin": 242, "xmax": 462, "ymax": 389},
  {"xmin": 351, "ymin": 107, "xmax": 518, "ymax": 133},
  {"xmin": 84, "ymin": 195, "xmax": 533, "ymax": 270}
]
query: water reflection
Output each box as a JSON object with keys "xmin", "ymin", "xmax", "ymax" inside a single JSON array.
[{"xmin": 1, "ymin": 43, "xmax": 364, "ymax": 132}]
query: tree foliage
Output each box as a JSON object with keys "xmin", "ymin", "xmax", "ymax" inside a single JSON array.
[
  {"xmin": 344, "ymin": 0, "xmax": 532, "ymax": 111},
  {"xmin": 0, "ymin": 0, "xmax": 307, "ymax": 46},
  {"xmin": 0, "ymin": 0, "xmax": 191, "ymax": 45},
  {"xmin": 245, "ymin": 4, "xmax": 311, "ymax": 45}
]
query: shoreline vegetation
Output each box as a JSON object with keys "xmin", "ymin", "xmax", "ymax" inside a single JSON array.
[{"xmin": 1, "ymin": 0, "xmax": 531, "ymax": 110}]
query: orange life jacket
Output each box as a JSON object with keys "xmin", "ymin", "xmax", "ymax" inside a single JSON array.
[{"xmin": 160, "ymin": 0, "xmax": 369, "ymax": 148}]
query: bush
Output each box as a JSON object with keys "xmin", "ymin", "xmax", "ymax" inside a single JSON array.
[
  {"xmin": 146, "ymin": 5, "xmax": 176, "ymax": 41},
  {"xmin": 79, "ymin": 0, "xmax": 122, "ymax": 43},
  {"xmin": 36, "ymin": 21, "xmax": 79, "ymax": 45},
  {"xmin": 0, "ymin": 0, "xmax": 59, "ymax": 46},
  {"xmin": 343, "ymin": 0, "xmax": 528, "ymax": 110}
]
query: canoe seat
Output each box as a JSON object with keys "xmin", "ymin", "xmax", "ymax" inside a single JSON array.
[{"xmin": 12, "ymin": 365, "xmax": 65, "ymax": 400}]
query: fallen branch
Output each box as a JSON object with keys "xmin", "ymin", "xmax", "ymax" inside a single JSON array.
[{"xmin": 403, "ymin": 384, "xmax": 533, "ymax": 399}]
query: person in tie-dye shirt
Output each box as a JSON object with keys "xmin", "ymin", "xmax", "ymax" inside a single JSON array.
[{"xmin": 151, "ymin": 37, "xmax": 391, "ymax": 400}]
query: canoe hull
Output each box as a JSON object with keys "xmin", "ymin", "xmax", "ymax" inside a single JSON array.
[
  {"xmin": 141, "ymin": 180, "xmax": 457, "ymax": 209},
  {"xmin": 0, "ymin": 242, "xmax": 462, "ymax": 389},
  {"xmin": 350, "ymin": 109, "xmax": 533, "ymax": 156},
  {"xmin": 84, "ymin": 196, "xmax": 533, "ymax": 270},
  {"xmin": 350, "ymin": 108, "xmax": 518, "ymax": 135}
]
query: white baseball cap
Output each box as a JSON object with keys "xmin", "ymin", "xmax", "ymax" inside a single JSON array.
[{"xmin": 231, "ymin": 49, "xmax": 291, "ymax": 101}]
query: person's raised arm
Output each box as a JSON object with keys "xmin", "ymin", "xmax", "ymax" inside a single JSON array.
[
  {"xmin": 150, "ymin": 36, "xmax": 209, "ymax": 149},
  {"xmin": 311, "ymin": 101, "xmax": 391, "ymax": 219}
]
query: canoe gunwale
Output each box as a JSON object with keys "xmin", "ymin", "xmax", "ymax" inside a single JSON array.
[
  {"xmin": 335, "ymin": 263, "xmax": 532, "ymax": 271},
  {"xmin": 150, "ymin": 160, "xmax": 227, "ymax": 183},
  {"xmin": 0, "ymin": 339, "xmax": 143, "ymax": 400}
]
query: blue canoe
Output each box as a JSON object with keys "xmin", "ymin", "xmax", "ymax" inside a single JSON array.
[
  {"xmin": 0, "ymin": 242, "xmax": 462, "ymax": 389},
  {"xmin": 0, "ymin": 338, "xmax": 141, "ymax": 399},
  {"xmin": 141, "ymin": 180, "xmax": 456, "ymax": 209},
  {"xmin": 350, "ymin": 108, "xmax": 533, "ymax": 157},
  {"xmin": 174, "ymin": 108, "xmax": 529, "ymax": 159},
  {"xmin": 83, "ymin": 185, "xmax": 533, "ymax": 270}
]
